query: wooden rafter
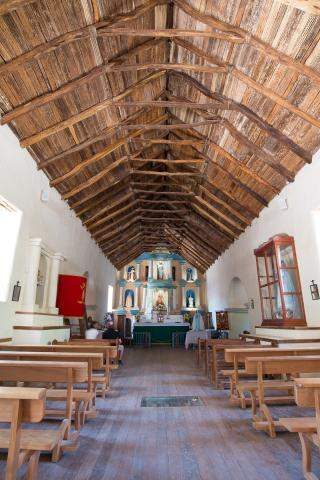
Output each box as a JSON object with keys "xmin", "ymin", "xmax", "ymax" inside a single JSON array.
[{"xmin": 20, "ymin": 71, "xmax": 166, "ymax": 148}]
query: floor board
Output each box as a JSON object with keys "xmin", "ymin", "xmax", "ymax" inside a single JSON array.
[{"xmin": 0, "ymin": 346, "xmax": 318, "ymax": 479}]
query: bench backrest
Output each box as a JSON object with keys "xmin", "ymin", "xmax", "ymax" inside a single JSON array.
[
  {"xmin": 245, "ymin": 355, "xmax": 320, "ymax": 375},
  {"xmin": 0, "ymin": 344, "xmax": 117, "ymax": 361},
  {"xmin": 0, "ymin": 386, "xmax": 46, "ymax": 423},
  {"xmin": 294, "ymin": 378, "xmax": 320, "ymax": 407},
  {"xmin": 0, "ymin": 351, "xmax": 103, "ymax": 369},
  {"xmin": 68, "ymin": 339, "xmax": 119, "ymax": 346},
  {"xmin": 225, "ymin": 346, "xmax": 320, "ymax": 364},
  {"xmin": 0, "ymin": 360, "xmax": 88, "ymax": 383}
]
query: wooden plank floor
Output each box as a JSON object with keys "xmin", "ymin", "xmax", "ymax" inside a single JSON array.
[{"xmin": 1, "ymin": 346, "xmax": 318, "ymax": 479}]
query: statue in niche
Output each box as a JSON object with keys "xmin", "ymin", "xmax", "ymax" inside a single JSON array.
[
  {"xmin": 125, "ymin": 289, "xmax": 134, "ymax": 308},
  {"xmin": 186, "ymin": 289, "xmax": 195, "ymax": 308},
  {"xmin": 127, "ymin": 266, "xmax": 136, "ymax": 282},
  {"xmin": 155, "ymin": 291, "xmax": 165, "ymax": 307},
  {"xmin": 157, "ymin": 261, "xmax": 165, "ymax": 280},
  {"xmin": 188, "ymin": 294, "xmax": 194, "ymax": 308},
  {"xmin": 186, "ymin": 267, "xmax": 194, "ymax": 282}
]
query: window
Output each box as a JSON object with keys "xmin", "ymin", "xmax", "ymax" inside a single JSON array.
[
  {"xmin": 107, "ymin": 285, "xmax": 114, "ymax": 312},
  {"xmin": 0, "ymin": 196, "xmax": 22, "ymax": 302},
  {"xmin": 145, "ymin": 265, "xmax": 149, "ymax": 281}
]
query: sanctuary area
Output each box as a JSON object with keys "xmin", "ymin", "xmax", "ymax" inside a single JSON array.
[{"xmin": 3, "ymin": 1, "xmax": 320, "ymax": 480}]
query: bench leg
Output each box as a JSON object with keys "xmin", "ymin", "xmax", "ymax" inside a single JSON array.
[
  {"xmin": 261, "ymin": 404, "xmax": 276, "ymax": 438},
  {"xmin": 26, "ymin": 451, "xmax": 40, "ymax": 480},
  {"xmin": 299, "ymin": 433, "xmax": 319, "ymax": 480},
  {"xmin": 249, "ymin": 391, "xmax": 257, "ymax": 416}
]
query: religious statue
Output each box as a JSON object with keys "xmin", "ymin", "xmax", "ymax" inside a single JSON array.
[
  {"xmin": 186, "ymin": 267, "xmax": 194, "ymax": 282},
  {"xmin": 157, "ymin": 262, "xmax": 164, "ymax": 280},
  {"xmin": 188, "ymin": 294, "xmax": 194, "ymax": 308},
  {"xmin": 127, "ymin": 266, "xmax": 136, "ymax": 282},
  {"xmin": 155, "ymin": 292, "xmax": 165, "ymax": 307},
  {"xmin": 125, "ymin": 290, "xmax": 134, "ymax": 308}
]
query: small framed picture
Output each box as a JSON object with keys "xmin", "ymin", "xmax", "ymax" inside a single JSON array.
[{"xmin": 12, "ymin": 282, "xmax": 21, "ymax": 302}]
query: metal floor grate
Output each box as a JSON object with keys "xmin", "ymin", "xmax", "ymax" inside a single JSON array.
[{"xmin": 141, "ymin": 395, "xmax": 204, "ymax": 407}]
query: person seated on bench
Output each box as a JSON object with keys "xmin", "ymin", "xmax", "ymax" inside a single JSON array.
[
  {"xmin": 85, "ymin": 319, "xmax": 102, "ymax": 340},
  {"xmin": 102, "ymin": 320, "xmax": 124, "ymax": 364}
]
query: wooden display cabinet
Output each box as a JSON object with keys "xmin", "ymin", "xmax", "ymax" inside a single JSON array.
[{"xmin": 254, "ymin": 235, "xmax": 306, "ymax": 327}]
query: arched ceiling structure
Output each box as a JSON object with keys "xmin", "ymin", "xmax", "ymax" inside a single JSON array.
[{"xmin": 1, "ymin": 0, "xmax": 320, "ymax": 272}]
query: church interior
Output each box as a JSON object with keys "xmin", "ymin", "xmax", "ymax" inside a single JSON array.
[{"xmin": 3, "ymin": 0, "xmax": 320, "ymax": 479}]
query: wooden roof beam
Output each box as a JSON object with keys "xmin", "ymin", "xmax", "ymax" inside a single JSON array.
[
  {"xmin": 103, "ymin": 232, "xmax": 143, "ymax": 256},
  {"xmin": 170, "ymin": 71, "xmax": 311, "ymax": 165},
  {"xmin": 93, "ymin": 206, "xmax": 141, "ymax": 239},
  {"xmin": 51, "ymin": 113, "xmax": 167, "ymax": 188},
  {"xmin": 2, "ymin": 38, "xmax": 166, "ymax": 126},
  {"xmin": 83, "ymin": 191, "xmax": 134, "ymax": 226},
  {"xmin": 99, "ymin": 222, "xmax": 142, "ymax": 249},
  {"xmin": 97, "ymin": 215, "xmax": 141, "ymax": 244},
  {"xmin": 61, "ymin": 130, "xmax": 167, "ymax": 201},
  {"xmin": 171, "ymin": 130, "xmax": 269, "ymax": 207},
  {"xmin": 0, "ymin": 0, "xmax": 167, "ymax": 75},
  {"xmin": 20, "ymin": 70, "xmax": 166, "ymax": 148},
  {"xmin": 168, "ymin": 105, "xmax": 288, "ymax": 189},
  {"xmin": 274, "ymin": 0, "xmax": 320, "ymax": 14},
  {"xmin": 173, "ymin": 37, "xmax": 320, "ymax": 130},
  {"xmin": 98, "ymin": 28, "xmax": 244, "ymax": 42},
  {"xmin": 174, "ymin": 0, "xmax": 320, "ymax": 87},
  {"xmin": 88, "ymin": 199, "xmax": 139, "ymax": 233}
]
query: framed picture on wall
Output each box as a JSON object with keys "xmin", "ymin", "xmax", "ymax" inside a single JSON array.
[
  {"xmin": 216, "ymin": 311, "xmax": 229, "ymax": 330},
  {"xmin": 12, "ymin": 281, "xmax": 21, "ymax": 302}
]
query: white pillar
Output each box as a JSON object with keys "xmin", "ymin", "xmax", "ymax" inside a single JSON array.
[
  {"xmin": 195, "ymin": 286, "xmax": 200, "ymax": 308},
  {"xmin": 182, "ymin": 286, "xmax": 186, "ymax": 308},
  {"xmin": 136, "ymin": 263, "xmax": 140, "ymax": 280},
  {"xmin": 118, "ymin": 286, "xmax": 124, "ymax": 308},
  {"xmin": 22, "ymin": 238, "xmax": 42, "ymax": 311},
  {"xmin": 148, "ymin": 260, "xmax": 153, "ymax": 279},
  {"xmin": 134, "ymin": 286, "xmax": 139, "ymax": 308},
  {"xmin": 47, "ymin": 253, "xmax": 64, "ymax": 314},
  {"xmin": 142, "ymin": 286, "xmax": 146, "ymax": 312},
  {"xmin": 173, "ymin": 288, "xmax": 177, "ymax": 310}
]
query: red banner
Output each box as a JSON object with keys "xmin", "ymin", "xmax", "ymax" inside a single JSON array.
[{"xmin": 56, "ymin": 274, "xmax": 87, "ymax": 317}]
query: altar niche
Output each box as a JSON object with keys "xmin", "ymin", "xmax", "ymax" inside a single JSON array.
[{"xmin": 113, "ymin": 249, "xmax": 207, "ymax": 323}]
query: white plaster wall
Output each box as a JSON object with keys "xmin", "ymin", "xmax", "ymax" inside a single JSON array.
[
  {"xmin": 207, "ymin": 149, "xmax": 320, "ymax": 329},
  {"xmin": 0, "ymin": 126, "xmax": 116, "ymax": 337}
]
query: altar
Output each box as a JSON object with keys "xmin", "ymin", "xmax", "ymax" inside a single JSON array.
[{"xmin": 133, "ymin": 322, "xmax": 190, "ymax": 344}]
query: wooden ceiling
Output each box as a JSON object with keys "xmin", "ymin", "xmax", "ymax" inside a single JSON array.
[{"xmin": 1, "ymin": 0, "xmax": 320, "ymax": 272}]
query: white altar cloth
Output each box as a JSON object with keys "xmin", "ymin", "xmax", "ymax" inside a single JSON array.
[{"xmin": 185, "ymin": 330, "xmax": 211, "ymax": 349}]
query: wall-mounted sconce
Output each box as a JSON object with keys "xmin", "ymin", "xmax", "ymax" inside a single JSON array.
[
  {"xmin": 250, "ymin": 299, "xmax": 255, "ymax": 309},
  {"xmin": 12, "ymin": 281, "xmax": 21, "ymax": 302},
  {"xmin": 310, "ymin": 280, "xmax": 320, "ymax": 300}
]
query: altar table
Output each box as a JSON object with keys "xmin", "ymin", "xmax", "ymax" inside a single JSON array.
[
  {"xmin": 185, "ymin": 330, "xmax": 211, "ymax": 350},
  {"xmin": 133, "ymin": 323, "xmax": 190, "ymax": 344}
]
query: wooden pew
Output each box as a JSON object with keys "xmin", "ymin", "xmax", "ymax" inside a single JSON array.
[
  {"xmin": 0, "ymin": 386, "xmax": 46, "ymax": 480},
  {"xmin": 280, "ymin": 378, "xmax": 320, "ymax": 480},
  {"xmin": 0, "ymin": 360, "xmax": 87, "ymax": 450},
  {"xmin": 68, "ymin": 338, "xmax": 119, "ymax": 346},
  {"xmin": 206, "ymin": 339, "xmax": 248, "ymax": 388},
  {"xmin": 224, "ymin": 346, "xmax": 320, "ymax": 410},
  {"xmin": 245, "ymin": 355, "xmax": 320, "ymax": 438},
  {"xmin": 196, "ymin": 338, "xmax": 206, "ymax": 367},
  {"xmin": 0, "ymin": 344, "xmax": 117, "ymax": 397},
  {"xmin": 0, "ymin": 351, "xmax": 103, "ymax": 423}
]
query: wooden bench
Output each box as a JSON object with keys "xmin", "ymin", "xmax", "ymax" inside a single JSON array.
[
  {"xmin": 196, "ymin": 338, "xmax": 206, "ymax": 367},
  {"xmin": 206, "ymin": 339, "xmax": 248, "ymax": 388},
  {"xmin": 0, "ymin": 360, "xmax": 87, "ymax": 450},
  {"xmin": 245, "ymin": 355, "xmax": 320, "ymax": 438},
  {"xmin": 0, "ymin": 386, "xmax": 71, "ymax": 479},
  {"xmin": 279, "ymin": 378, "xmax": 320, "ymax": 480},
  {"xmin": 0, "ymin": 350, "xmax": 103, "ymax": 422},
  {"xmin": 224, "ymin": 346, "xmax": 320, "ymax": 410},
  {"xmin": 0, "ymin": 344, "xmax": 117, "ymax": 397}
]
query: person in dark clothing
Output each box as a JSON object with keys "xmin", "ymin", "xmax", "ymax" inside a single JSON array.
[{"xmin": 102, "ymin": 320, "xmax": 124, "ymax": 364}]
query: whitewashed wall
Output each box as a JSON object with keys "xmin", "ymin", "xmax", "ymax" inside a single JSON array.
[
  {"xmin": 0, "ymin": 125, "xmax": 116, "ymax": 338},
  {"xmin": 207, "ymin": 149, "xmax": 320, "ymax": 329}
]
